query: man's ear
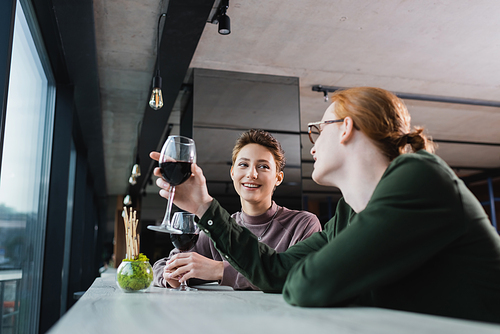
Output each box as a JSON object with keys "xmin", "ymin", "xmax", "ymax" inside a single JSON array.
[
  {"xmin": 340, "ymin": 116, "xmax": 355, "ymax": 145},
  {"xmin": 230, "ymin": 165, "xmax": 235, "ymax": 180}
]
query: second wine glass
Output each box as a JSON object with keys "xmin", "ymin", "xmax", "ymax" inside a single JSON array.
[
  {"xmin": 148, "ymin": 135, "xmax": 196, "ymax": 234},
  {"xmin": 169, "ymin": 212, "xmax": 199, "ymax": 291}
]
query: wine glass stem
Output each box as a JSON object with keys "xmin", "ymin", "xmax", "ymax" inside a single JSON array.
[{"xmin": 161, "ymin": 186, "xmax": 176, "ymax": 227}]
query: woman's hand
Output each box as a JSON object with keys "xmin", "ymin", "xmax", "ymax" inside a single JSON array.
[
  {"xmin": 150, "ymin": 151, "xmax": 213, "ymax": 218},
  {"xmin": 162, "ymin": 265, "xmax": 182, "ymax": 288},
  {"xmin": 165, "ymin": 252, "xmax": 224, "ymax": 283}
]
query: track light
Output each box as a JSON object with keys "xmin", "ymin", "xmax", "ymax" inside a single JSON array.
[
  {"xmin": 218, "ymin": 3, "xmax": 230, "ymax": 35},
  {"xmin": 149, "ymin": 13, "xmax": 167, "ymax": 110},
  {"xmin": 212, "ymin": 0, "xmax": 230, "ymax": 35},
  {"xmin": 312, "ymin": 85, "xmax": 342, "ymax": 102},
  {"xmin": 218, "ymin": 14, "xmax": 230, "ymax": 35}
]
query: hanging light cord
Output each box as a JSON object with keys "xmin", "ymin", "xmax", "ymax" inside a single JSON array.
[{"xmin": 155, "ymin": 12, "xmax": 167, "ymax": 76}]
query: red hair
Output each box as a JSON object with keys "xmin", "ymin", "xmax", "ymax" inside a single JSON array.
[{"xmin": 331, "ymin": 87, "xmax": 435, "ymax": 161}]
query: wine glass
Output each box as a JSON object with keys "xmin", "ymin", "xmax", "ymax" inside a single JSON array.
[
  {"xmin": 169, "ymin": 212, "xmax": 199, "ymax": 291},
  {"xmin": 148, "ymin": 135, "xmax": 196, "ymax": 234}
]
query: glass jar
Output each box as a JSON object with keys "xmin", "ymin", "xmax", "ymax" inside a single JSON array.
[{"xmin": 116, "ymin": 260, "xmax": 153, "ymax": 293}]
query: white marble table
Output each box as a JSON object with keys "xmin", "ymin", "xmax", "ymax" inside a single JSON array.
[{"xmin": 48, "ymin": 273, "xmax": 500, "ymax": 334}]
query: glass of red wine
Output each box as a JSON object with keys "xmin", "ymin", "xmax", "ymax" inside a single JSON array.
[
  {"xmin": 169, "ymin": 212, "xmax": 199, "ymax": 291},
  {"xmin": 148, "ymin": 135, "xmax": 196, "ymax": 234}
]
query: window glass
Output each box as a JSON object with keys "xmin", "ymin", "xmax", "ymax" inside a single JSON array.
[{"xmin": 0, "ymin": 1, "xmax": 55, "ymax": 333}]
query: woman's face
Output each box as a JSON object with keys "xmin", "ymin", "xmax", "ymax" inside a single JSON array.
[
  {"xmin": 231, "ymin": 143, "xmax": 283, "ymax": 206},
  {"xmin": 310, "ymin": 103, "xmax": 344, "ymax": 186}
]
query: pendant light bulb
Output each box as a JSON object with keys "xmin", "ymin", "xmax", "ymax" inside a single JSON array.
[
  {"xmin": 132, "ymin": 163, "xmax": 141, "ymax": 177},
  {"xmin": 123, "ymin": 195, "xmax": 132, "ymax": 206},
  {"xmin": 149, "ymin": 13, "xmax": 167, "ymax": 110},
  {"xmin": 149, "ymin": 75, "xmax": 163, "ymax": 110}
]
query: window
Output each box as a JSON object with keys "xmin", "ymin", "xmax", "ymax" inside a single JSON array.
[{"xmin": 0, "ymin": 1, "xmax": 55, "ymax": 333}]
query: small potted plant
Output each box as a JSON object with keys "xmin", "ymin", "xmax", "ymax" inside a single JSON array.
[{"xmin": 116, "ymin": 208, "xmax": 153, "ymax": 292}]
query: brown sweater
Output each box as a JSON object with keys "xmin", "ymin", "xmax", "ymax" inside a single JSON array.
[{"xmin": 152, "ymin": 201, "xmax": 322, "ymax": 290}]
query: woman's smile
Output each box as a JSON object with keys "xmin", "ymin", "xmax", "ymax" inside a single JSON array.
[{"xmin": 242, "ymin": 183, "xmax": 261, "ymax": 189}]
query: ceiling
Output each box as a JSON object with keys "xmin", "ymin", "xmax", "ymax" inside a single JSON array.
[{"xmin": 90, "ymin": 0, "xmax": 500, "ymax": 203}]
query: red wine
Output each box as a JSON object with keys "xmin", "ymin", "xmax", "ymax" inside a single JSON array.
[
  {"xmin": 159, "ymin": 161, "xmax": 192, "ymax": 186},
  {"xmin": 170, "ymin": 233, "xmax": 199, "ymax": 252}
]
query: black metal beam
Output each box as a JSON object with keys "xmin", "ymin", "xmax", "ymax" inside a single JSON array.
[
  {"xmin": 461, "ymin": 169, "xmax": 500, "ymax": 185},
  {"xmin": 48, "ymin": 0, "xmax": 106, "ymax": 200},
  {"xmin": 180, "ymin": 92, "xmax": 194, "ymax": 139},
  {"xmin": 312, "ymin": 85, "xmax": 500, "ymax": 108},
  {"xmin": 31, "ymin": 0, "xmax": 70, "ymax": 83},
  {"xmin": 433, "ymin": 139, "xmax": 500, "ymax": 147}
]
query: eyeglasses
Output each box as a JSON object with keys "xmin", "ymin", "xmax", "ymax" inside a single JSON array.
[{"xmin": 307, "ymin": 119, "xmax": 345, "ymax": 144}]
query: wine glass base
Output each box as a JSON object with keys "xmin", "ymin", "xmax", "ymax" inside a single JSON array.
[{"xmin": 147, "ymin": 225, "xmax": 182, "ymax": 234}]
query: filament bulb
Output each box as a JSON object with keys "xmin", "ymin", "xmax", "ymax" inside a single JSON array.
[
  {"xmin": 149, "ymin": 88, "xmax": 163, "ymax": 110},
  {"xmin": 129, "ymin": 175, "xmax": 137, "ymax": 185},
  {"xmin": 123, "ymin": 195, "xmax": 132, "ymax": 206},
  {"xmin": 132, "ymin": 163, "xmax": 141, "ymax": 177}
]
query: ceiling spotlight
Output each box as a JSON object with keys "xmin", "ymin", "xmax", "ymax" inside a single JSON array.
[
  {"xmin": 216, "ymin": 0, "xmax": 230, "ymax": 35},
  {"xmin": 149, "ymin": 13, "xmax": 167, "ymax": 110},
  {"xmin": 218, "ymin": 14, "xmax": 230, "ymax": 35},
  {"xmin": 323, "ymin": 90, "xmax": 329, "ymax": 102}
]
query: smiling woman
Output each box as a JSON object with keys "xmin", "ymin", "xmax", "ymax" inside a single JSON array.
[{"xmin": 152, "ymin": 129, "xmax": 322, "ymax": 290}]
